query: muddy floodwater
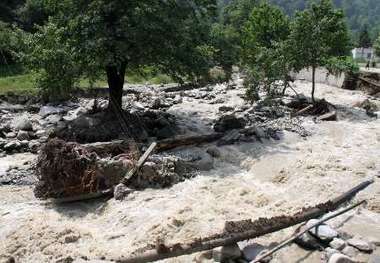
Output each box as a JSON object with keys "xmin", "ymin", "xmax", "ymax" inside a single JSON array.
[{"xmin": 1, "ymin": 80, "xmax": 380, "ymax": 263}]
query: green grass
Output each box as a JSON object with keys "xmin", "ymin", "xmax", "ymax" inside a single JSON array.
[
  {"xmin": 0, "ymin": 73, "xmax": 38, "ymax": 95},
  {"xmin": 0, "ymin": 65, "xmax": 174, "ymax": 97}
]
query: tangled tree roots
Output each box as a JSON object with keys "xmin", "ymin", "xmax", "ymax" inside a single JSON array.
[
  {"xmin": 34, "ymin": 139, "xmax": 191, "ymax": 199},
  {"xmin": 34, "ymin": 139, "xmax": 136, "ymax": 199}
]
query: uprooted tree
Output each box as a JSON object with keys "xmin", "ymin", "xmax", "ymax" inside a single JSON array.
[{"xmin": 25, "ymin": 0, "xmax": 218, "ymax": 114}]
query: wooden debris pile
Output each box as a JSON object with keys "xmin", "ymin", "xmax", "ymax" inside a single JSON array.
[{"xmin": 34, "ymin": 139, "xmax": 138, "ymax": 199}]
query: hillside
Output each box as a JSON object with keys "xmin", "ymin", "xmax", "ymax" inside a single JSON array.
[{"xmin": 218, "ymin": 0, "xmax": 380, "ymax": 40}]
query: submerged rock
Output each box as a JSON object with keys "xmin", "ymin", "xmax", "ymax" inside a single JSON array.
[
  {"xmin": 306, "ymin": 219, "xmax": 338, "ymax": 242},
  {"xmin": 212, "ymin": 244, "xmax": 241, "ymax": 262},
  {"xmin": 214, "ymin": 114, "xmax": 247, "ymax": 132}
]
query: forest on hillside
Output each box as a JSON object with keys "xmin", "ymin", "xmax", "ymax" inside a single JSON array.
[{"xmin": 218, "ymin": 0, "xmax": 380, "ymax": 40}]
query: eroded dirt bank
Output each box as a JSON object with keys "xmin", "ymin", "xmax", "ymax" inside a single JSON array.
[{"xmin": 0, "ymin": 80, "xmax": 380, "ymax": 263}]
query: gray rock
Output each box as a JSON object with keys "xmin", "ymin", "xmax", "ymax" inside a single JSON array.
[
  {"xmin": 328, "ymin": 253, "xmax": 355, "ymax": 263},
  {"xmin": 325, "ymin": 247, "xmax": 340, "ymax": 259},
  {"xmin": 214, "ymin": 114, "xmax": 247, "ymax": 132},
  {"xmin": 179, "ymin": 149, "xmax": 214, "ymax": 171},
  {"xmin": 12, "ymin": 115, "xmax": 33, "ymax": 131},
  {"xmin": 16, "ymin": 130, "xmax": 31, "ymax": 141},
  {"xmin": 45, "ymin": 114, "xmax": 62, "ymax": 124},
  {"xmin": 242, "ymin": 244, "xmax": 271, "ymax": 262},
  {"xmin": 72, "ymin": 116, "xmax": 101, "ymax": 129},
  {"xmin": 4, "ymin": 141, "xmax": 21, "ymax": 152},
  {"xmin": 114, "ymin": 184, "xmax": 134, "ymax": 200},
  {"xmin": 206, "ymin": 147, "xmax": 221, "ymax": 158},
  {"xmin": 212, "ymin": 244, "xmax": 241, "ymax": 262},
  {"xmin": 39, "ymin": 105, "xmax": 66, "ymax": 117},
  {"xmin": 5, "ymin": 132, "xmax": 16, "ymax": 139},
  {"xmin": 330, "ymin": 238, "xmax": 346, "ymax": 251},
  {"xmin": 342, "ymin": 246, "xmax": 359, "ymax": 258},
  {"xmin": 28, "ymin": 141, "xmax": 41, "ymax": 153},
  {"xmin": 219, "ymin": 106, "xmax": 234, "ymax": 112},
  {"xmin": 347, "ymin": 237, "xmax": 373, "ymax": 252},
  {"xmin": 35, "ymin": 130, "xmax": 46, "ymax": 138},
  {"xmin": 307, "ymin": 219, "xmax": 338, "ymax": 241},
  {"xmin": 253, "ymin": 126, "xmax": 267, "ymax": 139}
]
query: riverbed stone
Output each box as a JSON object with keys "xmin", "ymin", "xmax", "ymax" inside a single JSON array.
[
  {"xmin": 330, "ymin": 238, "xmax": 346, "ymax": 251},
  {"xmin": 12, "ymin": 114, "xmax": 33, "ymax": 131},
  {"xmin": 212, "ymin": 243, "xmax": 241, "ymax": 262},
  {"xmin": 347, "ymin": 237, "xmax": 373, "ymax": 252},
  {"xmin": 17, "ymin": 130, "xmax": 31, "ymax": 141},
  {"xmin": 214, "ymin": 114, "xmax": 247, "ymax": 132},
  {"xmin": 342, "ymin": 246, "xmax": 359, "ymax": 258},
  {"xmin": 307, "ymin": 219, "xmax": 338, "ymax": 241},
  {"xmin": 328, "ymin": 253, "xmax": 355, "ymax": 263},
  {"xmin": 114, "ymin": 184, "xmax": 134, "ymax": 200}
]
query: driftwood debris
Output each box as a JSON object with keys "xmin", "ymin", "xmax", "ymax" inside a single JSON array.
[
  {"xmin": 251, "ymin": 200, "xmax": 366, "ymax": 263},
  {"xmin": 121, "ymin": 142, "xmax": 157, "ymax": 185},
  {"xmin": 156, "ymin": 133, "xmax": 224, "ymax": 152},
  {"xmin": 292, "ymin": 105, "xmax": 314, "ymax": 117},
  {"xmin": 113, "ymin": 179, "xmax": 373, "ymax": 263}
]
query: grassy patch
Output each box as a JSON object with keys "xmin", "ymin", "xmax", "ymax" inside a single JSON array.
[
  {"xmin": 0, "ymin": 73, "xmax": 38, "ymax": 95},
  {"xmin": 0, "ymin": 66, "xmax": 174, "ymax": 97}
]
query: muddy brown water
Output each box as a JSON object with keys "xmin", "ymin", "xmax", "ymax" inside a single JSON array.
[{"xmin": 0, "ymin": 80, "xmax": 380, "ymax": 263}]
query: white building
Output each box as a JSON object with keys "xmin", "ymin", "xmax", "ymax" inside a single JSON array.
[{"xmin": 352, "ymin": 47, "xmax": 378, "ymax": 61}]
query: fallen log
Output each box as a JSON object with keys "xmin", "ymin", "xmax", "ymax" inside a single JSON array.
[
  {"xmin": 291, "ymin": 105, "xmax": 314, "ymax": 117},
  {"xmin": 317, "ymin": 111, "xmax": 337, "ymax": 121},
  {"xmin": 252, "ymin": 200, "xmax": 366, "ymax": 263},
  {"xmin": 156, "ymin": 133, "xmax": 224, "ymax": 152},
  {"xmin": 113, "ymin": 179, "xmax": 373, "ymax": 263}
]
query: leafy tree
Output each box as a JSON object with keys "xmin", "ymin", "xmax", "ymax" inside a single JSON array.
[
  {"xmin": 374, "ymin": 35, "xmax": 380, "ymax": 57},
  {"xmin": 28, "ymin": 0, "xmax": 217, "ymax": 114},
  {"xmin": 242, "ymin": 2, "xmax": 291, "ymax": 101},
  {"xmin": 17, "ymin": 0, "xmax": 48, "ymax": 32},
  {"xmin": 289, "ymin": 0, "xmax": 351, "ymax": 102},
  {"xmin": 358, "ymin": 25, "xmax": 372, "ymax": 48},
  {"xmin": 0, "ymin": 21, "xmax": 25, "ymax": 65}
]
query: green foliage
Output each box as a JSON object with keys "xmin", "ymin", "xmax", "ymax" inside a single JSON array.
[
  {"xmin": 24, "ymin": 22, "xmax": 80, "ymax": 101},
  {"xmin": 358, "ymin": 26, "xmax": 372, "ymax": 48},
  {"xmin": 325, "ymin": 56, "xmax": 359, "ymax": 76},
  {"xmin": 374, "ymin": 35, "xmax": 380, "ymax": 57},
  {"xmin": 26, "ymin": 0, "xmax": 217, "ymax": 106},
  {"xmin": 209, "ymin": 23, "xmax": 240, "ymax": 79},
  {"xmin": 288, "ymin": 0, "xmax": 351, "ymax": 101},
  {"xmin": 218, "ymin": 0, "xmax": 380, "ymax": 44},
  {"xmin": 242, "ymin": 2, "xmax": 291, "ymax": 101},
  {"xmin": 289, "ymin": 0, "xmax": 351, "ymax": 71},
  {"xmin": 0, "ymin": 21, "xmax": 25, "ymax": 64},
  {"xmin": 17, "ymin": 0, "xmax": 48, "ymax": 32}
]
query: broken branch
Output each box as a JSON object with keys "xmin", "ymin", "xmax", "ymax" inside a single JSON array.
[
  {"xmin": 121, "ymin": 142, "xmax": 157, "ymax": 185},
  {"xmin": 113, "ymin": 179, "xmax": 373, "ymax": 263}
]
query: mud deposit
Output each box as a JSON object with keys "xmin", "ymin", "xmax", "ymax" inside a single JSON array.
[{"xmin": 1, "ymin": 80, "xmax": 380, "ymax": 263}]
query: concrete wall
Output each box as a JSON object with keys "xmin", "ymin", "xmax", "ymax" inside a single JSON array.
[{"xmin": 293, "ymin": 68, "xmax": 345, "ymax": 88}]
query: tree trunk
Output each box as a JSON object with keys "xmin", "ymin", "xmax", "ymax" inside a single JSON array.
[
  {"xmin": 311, "ymin": 66, "xmax": 316, "ymax": 103},
  {"xmin": 106, "ymin": 63, "xmax": 127, "ymax": 115}
]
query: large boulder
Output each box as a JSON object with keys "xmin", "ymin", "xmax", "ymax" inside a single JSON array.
[
  {"xmin": 214, "ymin": 114, "xmax": 247, "ymax": 132},
  {"xmin": 12, "ymin": 114, "xmax": 33, "ymax": 131}
]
